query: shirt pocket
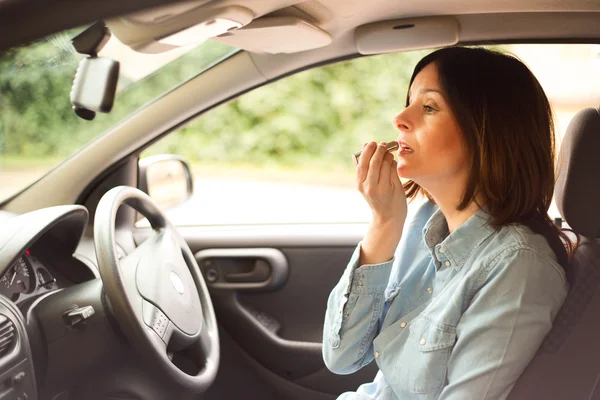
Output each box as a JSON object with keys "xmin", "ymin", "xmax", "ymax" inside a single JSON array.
[{"xmin": 386, "ymin": 316, "xmax": 456, "ymax": 395}]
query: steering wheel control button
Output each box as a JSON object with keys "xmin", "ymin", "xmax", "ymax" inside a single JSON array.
[
  {"xmin": 142, "ymin": 301, "xmax": 169, "ymax": 338},
  {"xmin": 63, "ymin": 305, "xmax": 95, "ymax": 327},
  {"xmin": 170, "ymin": 271, "xmax": 185, "ymax": 295},
  {"xmin": 153, "ymin": 313, "xmax": 169, "ymax": 338}
]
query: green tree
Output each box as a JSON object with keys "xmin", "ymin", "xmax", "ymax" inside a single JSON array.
[
  {"xmin": 0, "ymin": 31, "xmax": 235, "ymax": 159},
  {"xmin": 1, "ymin": 27, "xmax": 428, "ymax": 174},
  {"xmin": 146, "ymin": 50, "xmax": 429, "ymax": 171}
]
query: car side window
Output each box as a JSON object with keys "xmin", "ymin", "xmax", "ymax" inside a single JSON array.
[
  {"xmin": 139, "ymin": 50, "xmax": 429, "ymax": 226},
  {"xmin": 139, "ymin": 44, "xmax": 599, "ymax": 227}
]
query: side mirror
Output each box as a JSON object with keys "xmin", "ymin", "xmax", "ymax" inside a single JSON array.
[{"xmin": 138, "ymin": 155, "xmax": 194, "ymax": 209}]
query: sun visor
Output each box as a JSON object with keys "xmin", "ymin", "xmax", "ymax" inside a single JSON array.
[
  {"xmin": 107, "ymin": 4, "xmax": 255, "ymax": 53},
  {"xmin": 355, "ymin": 17, "xmax": 460, "ymax": 55},
  {"xmin": 213, "ymin": 16, "xmax": 332, "ymax": 54}
]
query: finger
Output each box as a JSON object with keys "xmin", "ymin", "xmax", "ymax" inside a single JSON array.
[
  {"xmin": 390, "ymin": 158, "xmax": 401, "ymax": 186},
  {"xmin": 354, "ymin": 142, "xmax": 372, "ymax": 165},
  {"xmin": 353, "ymin": 143, "xmax": 369, "ymax": 165},
  {"xmin": 367, "ymin": 142, "xmax": 388, "ymax": 186},
  {"xmin": 356, "ymin": 142, "xmax": 377, "ymax": 184},
  {"xmin": 380, "ymin": 152, "xmax": 393, "ymax": 186}
]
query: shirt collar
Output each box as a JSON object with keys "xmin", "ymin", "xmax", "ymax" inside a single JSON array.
[{"xmin": 422, "ymin": 206, "xmax": 495, "ymax": 271}]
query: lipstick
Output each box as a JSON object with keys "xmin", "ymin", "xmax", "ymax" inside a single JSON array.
[{"xmin": 352, "ymin": 141, "xmax": 399, "ymax": 164}]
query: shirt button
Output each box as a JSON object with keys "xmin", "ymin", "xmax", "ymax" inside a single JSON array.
[
  {"xmin": 440, "ymin": 247, "xmax": 446, "ymax": 254},
  {"xmin": 375, "ymin": 351, "xmax": 380, "ymax": 358},
  {"xmin": 427, "ymin": 287, "xmax": 433, "ymax": 294},
  {"xmin": 419, "ymin": 338, "xmax": 426, "ymax": 345},
  {"xmin": 445, "ymin": 261, "xmax": 451, "ymax": 267},
  {"xmin": 400, "ymin": 322, "xmax": 407, "ymax": 328}
]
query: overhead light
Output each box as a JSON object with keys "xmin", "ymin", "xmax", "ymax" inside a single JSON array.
[{"xmin": 158, "ymin": 18, "xmax": 242, "ymax": 46}]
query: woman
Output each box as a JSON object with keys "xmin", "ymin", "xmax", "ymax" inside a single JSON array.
[{"xmin": 322, "ymin": 47, "xmax": 573, "ymax": 400}]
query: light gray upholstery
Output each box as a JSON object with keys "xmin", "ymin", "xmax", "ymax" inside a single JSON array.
[
  {"xmin": 555, "ymin": 108, "xmax": 600, "ymax": 237},
  {"xmin": 508, "ymin": 107, "xmax": 600, "ymax": 400}
]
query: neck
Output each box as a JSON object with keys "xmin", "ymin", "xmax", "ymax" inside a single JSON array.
[
  {"xmin": 436, "ymin": 200, "xmax": 480, "ymax": 233},
  {"xmin": 419, "ymin": 179, "xmax": 481, "ymax": 233}
]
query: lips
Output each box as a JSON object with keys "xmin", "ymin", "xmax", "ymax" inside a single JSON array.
[{"xmin": 397, "ymin": 140, "xmax": 414, "ymax": 154}]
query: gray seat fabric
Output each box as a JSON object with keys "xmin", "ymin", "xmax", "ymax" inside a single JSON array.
[{"xmin": 508, "ymin": 107, "xmax": 600, "ymax": 400}]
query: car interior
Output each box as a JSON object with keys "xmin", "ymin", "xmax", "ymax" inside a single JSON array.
[{"xmin": 0, "ymin": 0, "xmax": 599, "ymax": 399}]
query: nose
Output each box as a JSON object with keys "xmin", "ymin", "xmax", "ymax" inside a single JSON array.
[{"xmin": 393, "ymin": 108, "xmax": 411, "ymax": 132}]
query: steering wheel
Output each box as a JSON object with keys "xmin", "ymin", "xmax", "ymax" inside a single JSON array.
[{"xmin": 94, "ymin": 186, "xmax": 219, "ymax": 392}]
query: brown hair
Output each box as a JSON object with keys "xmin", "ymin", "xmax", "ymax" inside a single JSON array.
[{"xmin": 404, "ymin": 46, "xmax": 575, "ymax": 275}]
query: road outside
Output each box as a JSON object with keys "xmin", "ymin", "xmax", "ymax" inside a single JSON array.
[
  {"xmin": 0, "ymin": 164, "xmax": 372, "ymax": 225},
  {"xmin": 163, "ymin": 177, "xmax": 372, "ymax": 226},
  {"xmin": 0, "ymin": 166, "xmax": 51, "ymax": 200}
]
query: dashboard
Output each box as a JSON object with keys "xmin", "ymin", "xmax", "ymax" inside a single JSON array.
[
  {"xmin": 0, "ymin": 205, "xmax": 97, "ymax": 400},
  {"xmin": 0, "ymin": 251, "xmax": 63, "ymax": 304},
  {"xmin": 0, "ymin": 201, "xmax": 202, "ymax": 399}
]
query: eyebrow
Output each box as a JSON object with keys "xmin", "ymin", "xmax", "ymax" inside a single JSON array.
[{"xmin": 407, "ymin": 88, "xmax": 445, "ymax": 104}]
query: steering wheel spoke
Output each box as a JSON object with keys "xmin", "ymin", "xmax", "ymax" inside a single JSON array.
[
  {"xmin": 188, "ymin": 322, "xmax": 215, "ymax": 362},
  {"xmin": 141, "ymin": 300, "xmax": 176, "ymax": 343}
]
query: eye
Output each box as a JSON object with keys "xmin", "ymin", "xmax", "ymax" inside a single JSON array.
[{"xmin": 423, "ymin": 104, "xmax": 437, "ymax": 114}]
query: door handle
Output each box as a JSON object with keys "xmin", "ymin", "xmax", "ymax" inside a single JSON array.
[
  {"xmin": 195, "ymin": 248, "xmax": 288, "ymax": 291},
  {"xmin": 225, "ymin": 259, "xmax": 270, "ymax": 282}
]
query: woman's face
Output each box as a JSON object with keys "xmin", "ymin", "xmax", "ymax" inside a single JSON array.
[{"xmin": 394, "ymin": 62, "xmax": 469, "ymax": 190}]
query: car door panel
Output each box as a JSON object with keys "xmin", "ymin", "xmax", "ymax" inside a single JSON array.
[{"xmin": 134, "ymin": 226, "xmax": 379, "ymax": 399}]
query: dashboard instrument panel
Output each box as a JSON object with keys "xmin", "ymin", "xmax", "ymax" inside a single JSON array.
[{"xmin": 0, "ymin": 250, "xmax": 60, "ymax": 303}]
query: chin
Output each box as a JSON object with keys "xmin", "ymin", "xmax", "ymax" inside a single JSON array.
[{"xmin": 396, "ymin": 165, "xmax": 413, "ymax": 180}]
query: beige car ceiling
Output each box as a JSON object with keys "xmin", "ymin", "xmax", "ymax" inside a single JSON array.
[{"xmin": 108, "ymin": 0, "xmax": 600, "ymax": 56}]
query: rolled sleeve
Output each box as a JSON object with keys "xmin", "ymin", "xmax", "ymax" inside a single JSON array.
[{"xmin": 323, "ymin": 241, "xmax": 394, "ymax": 374}]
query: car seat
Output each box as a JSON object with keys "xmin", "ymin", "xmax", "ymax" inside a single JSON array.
[{"xmin": 508, "ymin": 107, "xmax": 600, "ymax": 399}]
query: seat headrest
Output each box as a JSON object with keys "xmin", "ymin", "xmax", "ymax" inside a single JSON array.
[{"xmin": 555, "ymin": 107, "xmax": 600, "ymax": 237}]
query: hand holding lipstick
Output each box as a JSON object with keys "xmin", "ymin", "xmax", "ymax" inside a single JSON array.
[{"xmin": 355, "ymin": 141, "xmax": 408, "ymax": 265}]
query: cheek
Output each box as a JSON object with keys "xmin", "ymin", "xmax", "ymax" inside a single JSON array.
[
  {"xmin": 421, "ymin": 126, "xmax": 468, "ymax": 168},
  {"xmin": 424, "ymin": 132, "xmax": 462, "ymax": 156}
]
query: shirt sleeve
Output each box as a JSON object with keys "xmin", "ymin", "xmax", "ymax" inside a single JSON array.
[
  {"xmin": 439, "ymin": 247, "xmax": 568, "ymax": 400},
  {"xmin": 322, "ymin": 241, "xmax": 394, "ymax": 375}
]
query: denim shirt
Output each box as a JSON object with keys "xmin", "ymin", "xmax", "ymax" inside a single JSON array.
[{"xmin": 322, "ymin": 200, "xmax": 568, "ymax": 400}]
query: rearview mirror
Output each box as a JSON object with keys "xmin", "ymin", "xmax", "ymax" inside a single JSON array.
[
  {"xmin": 70, "ymin": 22, "xmax": 120, "ymax": 120},
  {"xmin": 139, "ymin": 155, "xmax": 193, "ymax": 209},
  {"xmin": 70, "ymin": 57, "xmax": 119, "ymax": 119}
]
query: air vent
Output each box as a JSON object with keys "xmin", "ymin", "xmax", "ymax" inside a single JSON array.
[{"xmin": 0, "ymin": 315, "xmax": 15, "ymax": 357}]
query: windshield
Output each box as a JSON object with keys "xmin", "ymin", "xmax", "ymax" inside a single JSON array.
[{"xmin": 0, "ymin": 27, "xmax": 237, "ymax": 201}]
